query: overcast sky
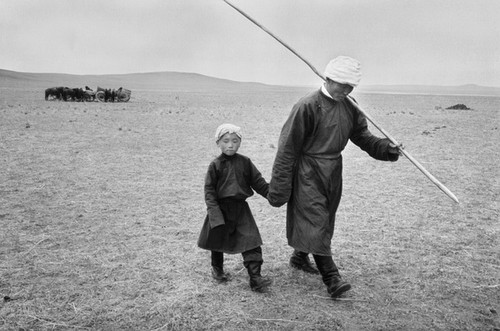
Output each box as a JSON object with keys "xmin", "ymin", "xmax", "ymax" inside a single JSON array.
[{"xmin": 1, "ymin": 0, "xmax": 499, "ymax": 87}]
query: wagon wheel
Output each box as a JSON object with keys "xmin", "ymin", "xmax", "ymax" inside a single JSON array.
[
  {"xmin": 95, "ymin": 91, "xmax": 105, "ymax": 102},
  {"xmin": 116, "ymin": 89, "xmax": 131, "ymax": 102},
  {"xmin": 118, "ymin": 94, "xmax": 131, "ymax": 102}
]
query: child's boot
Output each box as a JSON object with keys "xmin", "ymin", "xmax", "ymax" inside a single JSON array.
[
  {"xmin": 211, "ymin": 251, "xmax": 229, "ymax": 282},
  {"xmin": 212, "ymin": 266, "xmax": 229, "ymax": 282},
  {"xmin": 246, "ymin": 261, "xmax": 272, "ymax": 292}
]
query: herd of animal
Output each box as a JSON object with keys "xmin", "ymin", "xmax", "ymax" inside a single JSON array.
[{"xmin": 44, "ymin": 86, "xmax": 131, "ymax": 102}]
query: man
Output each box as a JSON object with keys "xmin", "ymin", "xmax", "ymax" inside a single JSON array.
[{"xmin": 267, "ymin": 55, "xmax": 401, "ymax": 298}]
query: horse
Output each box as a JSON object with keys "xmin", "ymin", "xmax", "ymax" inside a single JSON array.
[
  {"xmin": 72, "ymin": 88, "xmax": 85, "ymax": 102},
  {"xmin": 104, "ymin": 88, "xmax": 116, "ymax": 102},
  {"xmin": 61, "ymin": 87, "xmax": 74, "ymax": 101},
  {"xmin": 45, "ymin": 86, "xmax": 64, "ymax": 100}
]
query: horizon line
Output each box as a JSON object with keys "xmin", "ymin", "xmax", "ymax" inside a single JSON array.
[{"xmin": 1, "ymin": 68, "xmax": 499, "ymax": 90}]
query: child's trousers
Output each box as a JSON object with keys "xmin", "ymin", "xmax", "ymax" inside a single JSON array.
[{"xmin": 211, "ymin": 246, "xmax": 263, "ymax": 268}]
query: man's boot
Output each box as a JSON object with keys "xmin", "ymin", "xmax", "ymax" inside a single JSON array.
[
  {"xmin": 245, "ymin": 261, "xmax": 272, "ymax": 293},
  {"xmin": 290, "ymin": 250, "xmax": 319, "ymax": 274},
  {"xmin": 211, "ymin": 251, "xmax": 229, "ymax": 283},
  {"xmin": 313, "ymin": 255, "xmax": 351, "ymax": 298}
]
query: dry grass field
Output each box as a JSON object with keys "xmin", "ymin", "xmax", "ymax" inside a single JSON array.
[{"xmin": 1, "ymin": 86, "xmax": 499, "ymax": 330}]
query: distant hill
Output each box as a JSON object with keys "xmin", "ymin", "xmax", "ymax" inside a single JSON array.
[
  {"xmin": 0, "ymin": 69, "xmax": 300, "ymax": 93},
  {"xmin": 357, "ymin": 84, "xmax": 500, "ymax": 97},
  {"xmin": 1, "ymin": 69, "xmax": 499, "ymax": 96}
]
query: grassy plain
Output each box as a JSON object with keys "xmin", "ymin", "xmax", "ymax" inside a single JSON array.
[{"xmin": 1, "ymin": 86, "xmax": 499, "ymax": 330}]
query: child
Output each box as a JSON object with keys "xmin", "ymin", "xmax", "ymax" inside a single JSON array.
[{"xmin": 197, "ymin": 123, "xmax": 272, "ymax": 293}]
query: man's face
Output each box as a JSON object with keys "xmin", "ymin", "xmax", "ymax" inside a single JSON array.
[
  {"xmin": 217, "ymin": 133, "xmax": 241, "ymax": 156},
  {"xmin": 325, "ymin": 79, "xmax": 354, "ymax": 101}
]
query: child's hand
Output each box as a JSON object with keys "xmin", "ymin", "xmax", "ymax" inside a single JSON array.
[
  {"xmin": 208, "ymin": 208, "xmax": 225, "ymax": 228},
  {"xmin": 267, "ymin": 193, "xmax": 285, "ymax": 207}
]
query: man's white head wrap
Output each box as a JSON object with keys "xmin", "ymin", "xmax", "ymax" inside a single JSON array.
[
  {"xmin": 215, "ymin": 123, "xmax": 242, "ymax": 142},
  {"xmin": 324, "ymin": 56, "xmax": 362, "ymax": 87}
]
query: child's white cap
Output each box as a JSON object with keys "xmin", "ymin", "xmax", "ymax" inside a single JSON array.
[{"xmin": 215, "ymin": 123, "xmax": 242, "ymax": 142}]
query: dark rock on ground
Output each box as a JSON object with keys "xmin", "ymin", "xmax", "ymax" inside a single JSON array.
[{"xmin": 446, "ymin": 104, "xmax": 471, "ymax": 110}]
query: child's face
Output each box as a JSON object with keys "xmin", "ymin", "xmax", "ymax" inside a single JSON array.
[{"xmin": 217, "ymin": 133, "xmax": 241, "ymax": 156}]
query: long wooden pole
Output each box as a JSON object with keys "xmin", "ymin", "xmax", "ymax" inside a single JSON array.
[{"xmin": 223, "ymin": 0, "xmax": 459, "ymax": 204}]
